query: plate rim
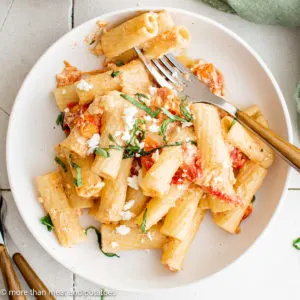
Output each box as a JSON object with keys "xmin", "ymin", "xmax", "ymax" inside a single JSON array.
[{"xmin": 6, "ymin": 6, "xmax": 293, "ymax": 292}]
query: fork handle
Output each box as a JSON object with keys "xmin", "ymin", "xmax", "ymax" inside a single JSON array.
[
  {"xmin": 0, "ymin": 244, "xmax": 25, "ymax": 300},
  {"xmin": 13, "ymin": 253, "xmax": 55, "ymax": 300},
  {"xmin": 236, "ymin": 110, "xmax": 300, "ymax": 171}
]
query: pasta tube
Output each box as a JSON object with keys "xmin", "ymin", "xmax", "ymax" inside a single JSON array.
[
  {"xmin": 53, "ymin": 84, "xmax": 79, "ymax": 111},
  {"xmin": 91, "ymin": 92, "xmax": 125, "ymax": 179},
  {"xmin": 222, "ymin": 116, "xmax": 274, "ymax": 168},
  {"xmin": 59, "ymin": 127, "xmax": 88, "ymax": 157},
  {"xmin": 192, "ymin": 103, "xmax": 237, "ymax": 202},
  {"xmin": 94, "ymin": 158, "xmax": 133, "ymax": 223},
  {"xmin": 161, "ymin": 206, "xmax": 205, "ymax": 272},
  {"xmin": 213, "ymin": 161, "xmax": 267, "ymax": 233},
  {"xmin": 161, "ymin": 186, "xmax": 203, "ymax": 241},
  {"xmin": 101, "ymin": 223, "xmax": 165, "ymax": 252},
  {"xmin": 143, "ymin": 26, "xmax": 191, "ymax": 59},
  {"xmin": 136, "ymin": 184, "xmax": 189, "ymax": 231},
  {"xmin": 36, "ymin": 172, "xmax": 86, "ymax": 247},
  {"xmin": 101, "ymin": 12, "xmax": 159, "ymax": 58},
  {"xmin": 208, "ymin": 194, "xmax": 235, "ymax": 213}
]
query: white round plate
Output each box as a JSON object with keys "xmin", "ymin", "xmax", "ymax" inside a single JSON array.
[{"xmin": 7, "ymin": 7, "xmax": 292, "ymax": 291}]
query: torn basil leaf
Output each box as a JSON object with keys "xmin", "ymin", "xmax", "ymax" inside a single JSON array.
[
  {"xmin": 40, "ymin": 214, "xmax": 54, "ymax": 232},
  {"xmin": 140, "ymin": 208, "xmax": 148, "ymax": 233},
  {"xmin": 54, "ymin": 156, "xmax": 67, "ymax": 172},
  {"xmin": 85, "ymin": 226, "xmax": 120, "ymax": 258}
]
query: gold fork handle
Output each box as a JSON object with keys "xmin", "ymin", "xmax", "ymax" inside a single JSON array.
[
  {"xmin": 13, "ymin": 253, "xmax": 55, "ymax": 300},
  {"xmin": 236, "ymin": 110, "xmax": 300, "ymax": 171},
  {"xmin": 0, "ymin": 244, "xmax": 25, "ymax": 300}
]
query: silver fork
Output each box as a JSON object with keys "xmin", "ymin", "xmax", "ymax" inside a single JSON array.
[{"xmin": 134, "ymin": 47, "xmax": 300, "ymax": 172}]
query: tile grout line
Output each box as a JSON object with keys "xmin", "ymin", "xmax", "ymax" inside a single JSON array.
[
  {"xmin": 0, "ymin": 106, "xmax": 10, "ymax": 117},
  {"xmin": 0, "ymin": 0, "xmax": 14, "ymax": 33}
]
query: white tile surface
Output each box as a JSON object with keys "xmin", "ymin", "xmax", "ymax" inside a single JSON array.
[{"xmin": 0, "ymin": 0, "xmax": 299, "ymax": 299}]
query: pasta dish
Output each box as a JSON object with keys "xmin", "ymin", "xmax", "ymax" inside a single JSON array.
[{"xmin": 36, "ymin": 10, "xmax": 274, "ymax": 272}]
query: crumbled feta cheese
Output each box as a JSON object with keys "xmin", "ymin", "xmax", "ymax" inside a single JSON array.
[
  {"xmin": 149, "ymin": 86, "xmax": 157, "ymax": 96},
  {"xmin": 147, "ymin": 231, "xmax": 153, "ymax": 241},
  {"xmin": 148, "ymin": 123, "xmax": 160, "ymax": 133},
  {"xmin": 123, "ymin": 107, "xmax": 138, "ymax": 130},
  {"xmin": 76, "ymin": 79, "xmax": 93, "ymax": 91},
  {"xmin": 124, "ymin": 200, "xmax": 135, "ymax": 211},
  {"xmin": 64, "ymin": 108, "xmax": 69, "ymax": 113},
  {"xmin": 122, "ymin": 106, "xmax": 138, "ymax": 142},
  {"xmin": 138, "ymin": 141, "xmax": 145, "ymax": 149},
  {"xmin": 114, "ymin": 131, "xmax": 122, "ymax": 137},
  {"xmin": 121, "ymin": 130, "xmax": 131, "ymax": 142},
  {"xmin": 87, "ymin": 133, "xmax": 100, "ymax": 154},
  {"xmin": 176, "ymin": 127, "xmax": 181, "ymax": 133},
  {"xmin": 120, "ymin": 210, "xmax": 134, "ymax": 220},
  {"xmin": 151, "ymin": 149, "xmax": 160, "ymax": 162},
  {"xmin": 115, "ymin": 225, "xmax": 131, "ymax": 235},
  {"xmin": 135, "ymin": 153, "xmax": 141, "ymax": 157},
  {"xmin": 182, "ymin": 122, "xmax": 193, "ymax": 128},
  {"xmin": 127, "ymin": 175, "xmax": 139, "ymax": 190},
  {"xmin": 185, "ymin": 137, "xmax": 191, "ymax": 143},
  {"xmin": 111, "ymin": 242, "xmax": 119, "ymax": 248},
  {"xmin": 177, "ymin": 184, "xmax": 184, "ymax": 190},
  {"xmin": 62, "ymin": 89, "xmax": 67, "ymax": 95},
  {"xmin": 144, "ymin": 115, "xmax": 152, "ymax": 121}
]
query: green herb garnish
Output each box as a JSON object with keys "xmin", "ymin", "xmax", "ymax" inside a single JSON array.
[
  {"xmin": 40, "ymin": 215, "xmax": 54, "ymax": 232},
  {"xmin": 128, "ymin": 119, "xmax": 145, "ymax": 147},
  {"xmin": 101, "ymin": 289, "xmax": 106, "ymax": 300},
  {"xmin": 180, "ymin": 102, "xmax": 193, "ymax": 122},
  {"xmin": 161, "ymin": 108, "xmax": 187, "ymax": 123},
  {"xmin": 56, "ymin": 112, "xmax": 65, "ymax": 130},
  {"xmin": 293, "ymin": 237, "xmax": 300, "ymax": 250},
  {"xmin": 120, "ymin": 94, "xmax": 160, "ymax": 118},
  {"xmin": 115, "ymin": 60, "xmax": 124, "ymax": 66},
  {"xmin": 229, "ymin": 118, "xmax": 237, "ymax": 129},
  {"xmin": 140, "ymin": 208, "xmax": 148, "ymax": 233},
  {"xmin": 89, "ymin": 39, "xmax": 95, "ymax": 45},
  {"xmin": 95, "ymin": 148, "xmax": 110, "ymax": 158},
  {"xmin": 54, "ymin": 156, "xmax": 67, "ymax": 172},
  {"xmin": 85, "ymin": 226, "xmax": 120, "ymax": 258},
  {"xmin": 251, "ymin": 195, "xmax": 256, "ymax": 203},
  {"xmin": 69, "ymin": 154, "xmax": 82, "ymax": 187},
  {"xmin": 159, "ymin": 118, "xmax": 174, "ymax": 143},
  {"xmin": 111, "ymin": 71, "xmax": 120, "ymax": 78}
]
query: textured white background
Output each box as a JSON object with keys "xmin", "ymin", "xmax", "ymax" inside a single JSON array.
[{"xmin": 0, "ymin": 0, "xmax": 299, "ymax": 299}]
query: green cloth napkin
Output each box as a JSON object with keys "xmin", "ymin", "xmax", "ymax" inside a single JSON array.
[
  {"xmin": 201, "ymin": 0, "xmax": 300, "ymax": 26},
  {"xmin": 201, "ymin": 0, "xmax": 300, "ymax": 118}
]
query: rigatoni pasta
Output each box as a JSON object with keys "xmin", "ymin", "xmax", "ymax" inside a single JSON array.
[{"xmin": 36, "ymin": 10, "xmax": 274, "ymax": 272}]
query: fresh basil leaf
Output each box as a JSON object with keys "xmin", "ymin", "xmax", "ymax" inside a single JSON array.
[
  {"xmin": 111, "ymin": 71, "xmax": 120, "ymax": 78},
  {"xmin": 120, "ymin": 94, "xmax": 160, "ymax": 118},
  {"xmin": 180, "ymin": 102, "xmax": 193, "ymax": 122},
  {"xmin": 293, "ymin": 237, "xmax": 300, "ymax": 250},
  {"xmin": 108, "ymin": 133, "xmax": 118, "ymax": 144},
  {"xmin": 69, "ymin": 154, "xmax": 79, "ymax": 169},
  {"xmin": 85, "ymin": 226, "xmax": 120, "ymax": 258},
  {"xmin": 56, "ymin": 112, "xmax": 65, "ymax": 130},
  {"xmin": 54, "ymin": 156, "xmax": 67, "ymax": 172},
  {"xmin": 73, "ymin": 167, "xmax": 82, "ymax": 187},
  {"xmin": 69, "ymin": 154, "xmax": 82, "ymax": 187},
  {"xmin": 101, "ymin": 289, "xmax": 106, "ymax": 300},
  {"xmin": 109, "ymin": 145, "xmax": 124, "ymax": 151},
  {"xmin": 160, "ymin": 118, "xmax": 174, "ymax": 143},
  {"xmin": 229, "ymin": 118, "xmax": 237, "ymax": 129},
  {"xmin": 191, "ymin": 140, "xmax": 197, "ymax": 146},
  {"xmin": 95, "ymin": 148, "xmax": 110, "ymax": 158},
  {"xmin": 161, "ymin": 107, "xmax": 187, "ymax": 123},
  {"xmin": 136, "ymin": 93, "xmax": 149, "ymax": 100},
  {"xmin": 40, "ymin": 214, "xmax": 54, "ymax": 232},
  {"xmin": 115, "ymin": 60, "xmax": 124, "ymax": 66},
  {"xmin": 140, "ymin": 208, "xmax": 148, "ymax": 233}
]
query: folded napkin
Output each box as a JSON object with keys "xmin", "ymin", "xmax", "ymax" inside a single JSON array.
[{"xmin": 201, "ymin": 0, "xmax": 300, "ymax": 26}]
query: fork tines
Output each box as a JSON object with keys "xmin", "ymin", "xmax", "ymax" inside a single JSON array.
[{"xmin": 133, "ymin": 46, "xmax": 191, "ymax": 90}]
